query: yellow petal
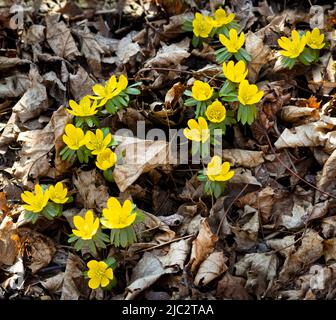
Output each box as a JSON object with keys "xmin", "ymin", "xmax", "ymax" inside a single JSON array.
[{"xmin": 88, "ymin": 277, "xmax": 101, "ymax": 289}]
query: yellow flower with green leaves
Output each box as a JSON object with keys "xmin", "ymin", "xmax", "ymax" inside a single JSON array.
[
  {"xmin": 222, "ymin": 60, "xmax": 248, "ymax": 83},
  {"xmin": 48, "ymin": 182, "xmax": 69, "ymax": 204},
  {"xmin": 62, "ymin": 124, "xmax": 88, "ymax": 150},
  {"xmin": 101, "ymin": 197, "xmax": 136, "ymax": 229},
  {"xmin": 85, "ymin": 129, "xmax": 112, "ymax": 155},
  {"xmin": 206, "ymin": 156, "xmax": 235, "ymax": 181},
  {"xmin": 213, "ymin": 8, "xmax": 235, "ymax": 27},
  {"xmin": 305, "ymin": 28, "xmax": 325, "ymax": 49},
  {"xmin": 219, "ymin": 29, "xmax": 245, "ymax": 53},
  {"xmin": 238, "ymin": 80, "xmax": 264, "ymax": 106},
  {"xmin": 183, "ymin": 117, "xmax": 210, "ymax": 143},
  {"xmin": 92, "ymin": 75, "xmax": 128, "ymax": 107},
  {"xmin": 87, "ymin": 260, "xmax": 114, "ymax": 290},
  {"xmin": 95, "ymin": 148, "xmax": 117, "ymax": 171},
  {"xmin": 192, "ymin": 80, "xmax": 213, "ymax": 101},
  {"xmin": 205, "ymin": 100, "xmax": 226, "ymax": 123},
  {"xmin": 21, "ymin": 184, "xmax": 49, "ymax": 213},
  {"xmin": 72, "ymin": 210, "xmax": 100, "ymax": 240},
  {"xmin": 278, "ymin": 30, "xmax": 307, "ymax": 59},
  {"xmin": 192, "ymin": 12, "xmax": 213, "ymax": 38},
  {"xmin": 67, "ymin": 96, "xmax": 99, "ymax": 117}
]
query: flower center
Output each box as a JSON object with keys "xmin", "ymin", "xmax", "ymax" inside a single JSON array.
[{"xmin": 208, "ymin": 109, "xmax": 223, "ymax": 121}]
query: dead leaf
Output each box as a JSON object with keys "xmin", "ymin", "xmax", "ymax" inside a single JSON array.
[
  {"xmin": 69, "ymin": 66, "xmax": 96, "ymax": 101},
  {"xmin": 164, "ymin": 82, "xmax": 185, "ymax": 109},
  {"xmin": 41, "ymin": 273, "xmax": 64, "ymax": 294},
  {"xmin": 116, "ymin": 31, "xmax": 141, "ymax": 65},
  {"xmin": 158, "ymin": 239, "xmax": 190, "ymax": 271},
  {"xmin": 0, "ymin": 216, "xmax": 19, "ymax": 266},
  {"xmin": 222, "ymin": 149, "xmax": 265, "ymax": 168},
  {"xmin": 18, "ymin": 228, "xmax": 56, "ymax": 274},
  {"xmin": 216, "ymin": 273, "xmax": 250, "ymax": 300},
  {"xmin": 279, "ymin": 203, "xmax": 307, "ymax": 230},
  {"xmin": 230, "ymin": 168, "xmax": 262, "ymax": 186},
  {"xmin": 324, "ymin": 238, "xmax": 336, "ymax": 263},
  {"xmin": 317, "ymin": 148, "xmax": 336, "ymax": 195},
  {"xmin": 194, "ymin": 251, "xmax": 228, "ymax": 286},
  {"xmin": 46, "ymin": 13, "xmax": 80, "ymax": 60},
  {"xmin": 189, "ymin": 219, "xmax": 218, "ymax": 273},
  {"xmin": 0, "ymin": 74, "xmax": 31, "ymax": 98},
  {"xmin": 281, "ymin": 105, "xmax": 320, "ymax": 123}
]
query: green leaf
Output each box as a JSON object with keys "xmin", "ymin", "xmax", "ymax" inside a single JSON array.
[
  {"xmin": 184, "ymin": 90, "xmax": 192, "ymax": 97},
  {"xmin": 184, "ymin": 98, "xmax": 198, "ymax": 107},
  {"xmin": 280, "ymin": 56, "xmax": 296, "ymax": 69},
  {"xmin": 219, "ymin": 80, "xmax": 236, "ymax": 97},
  {"xmin": 192, "ymin": 35, "xmax": 200, "ymax": 47},
  {"xmin": 42, "ymin": 202, "xmax": 62, "ymax": 219},
  {"xmin": 237, "ymin": 104, "xmax": 257, "ymax": 125},
  {"xmin": 126, "ymin": 87, "xmax": 141, "ymax": 95}
]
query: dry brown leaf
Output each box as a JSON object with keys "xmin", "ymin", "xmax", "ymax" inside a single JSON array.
[
  {"xmin": 317, "ymin": 148, "xmax": 336, "ymax": 194},
  {"xmin": 279, "ymin": 203, "xmax": 307, "ymax": 230},
  {"xmin": 164, "ymin": 82, "xmax": 185, "ymax": 109},
  {"xmin": 41, "ymin": 272, "xmax": 64, "ymax": 294},
  {"xmin": 0, "ymin": 191, "xmax": 9, "ymax": 215},
  {"xmin": 189, "ymin": 218, "xmax": 218, "ymax": 273},
  {"xmin": 116, "ymin": 31, "xmax": 141, "ymax": 64},
  {"xmin": 194, "ymin": 251, "xmax": 228, "ymax": 286},
  {"xmin": 61, "ymin": 253, "xmax": 88, "ymax": 300},
  {"xmin": 12, "ymin": 106, "xmax": 72, "ymax": 186},
  {"xmin": 216, "ymin": 273, "xmax": 250, "ymax": 300},
  {"xmin": 0, "ymin": 216, "xmax": 20, "ymax": 266},
  {"xmin": 222, "ymin": 149, "xmax": 264, "ymax": 168},
  {"xmin": 230, "ymin": 168, "xmax": 261, "ymax": 186},
  {"xmin": 18, "ymin": 228, "xmax": 56, "ymax": 274},
  {"xmin": 69, "ymin": 66, "xmax": 96, "ymax": 101},
  {"xmin": 235, "ymin": 252, "xmax": 278, "ymax": 297},
  {"xmin": 73, "ymin": 169, "xmax": 110, "ymax": 211},
  {"xmin": 144, "ymin": 38, "xmax": 190, "ymax": 68},
  {"xmin": 158, "ymin": 239, "xmax": 190, "ymax": 271},
  {"xmin": 281, "ymin": 105, "xmax": 320, "ymax": 123},
  {"xmin": 324, "ymin": 238, "xmax": 336, "ymax": 263},
  {"xmin": 0, "ymin": 56, "xmax": 31, "ymax": 70},
  {"xmin": 46, "ymin": 13, "xmax": 80, "ymax": 60},
  {"xmin": 321, "ymin": 216, "xmax": 336, "ymax": 238},
  {"xmin": 0, "ymin": 74, "xmax": 31, "ymax": 98},
  {"xmin": 113, "ymin": 136, "xmax": 170, "ymax": 192}
]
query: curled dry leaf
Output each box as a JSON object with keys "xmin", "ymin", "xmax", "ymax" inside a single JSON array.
[
  {"xmin": 281, "ymin": 105, "xmax": 320, "ymax": 123},
  {"xmin": 18, "ymin": 228, "xmax": 56, "ymax": 274},
  {"xmin": 0, "ymin": 74, "xmax": 31, "ymax": 98},
  {"xmin": 144, "ymin": 38, "xmax": 190, "ymax": 68},
  {"xmin": 41, "ymin": 273, "xmax": 64, "ymax": 294},
  {"xmin": 279, "ymin": 203, "xmax": 307, "ymax": 230},
  {"xmin": 323, "ymin": 238, "xmax": 336, "ymax": 263},
  {"xmin": 61, "ymin": 253, "xmax": 88, "ymax": 300},
  {"xmin": 116, "ymin": 31, "xmax": 141, "ymax": 64},
  {"xmin": 194, "ymin": 251, "xmax": 228, "ymax": 286},
  {"xmin": 321, "ymin": 216, "xmax": 336, "ymax": 238},
  {"xmin": 164, "ymin": 82, "xmax": 185, "ymax": 109},
  {"xmin": 45, "ymin": 13, "xmax": 80, "ymax": 60},
  {"xmin": 222, "ymin": 149, "xmax": 265, "ymax": 168},
  {"xmin": 189, "ymin": 218, "xmax": 218, "ymax": 273},
  {"xmin": 69, "ymin": 66, "xmax": 96, "ymax": 101},
  {"xmin": 317, "ymin": 149, "xmax": 336, "ymax": 195},
  {"xmin": 113, "ymin": 136, "xmax": 171, "ymax": 192},
  {"xmin": 73, "ymin": 169, "xmax": 110, "ymax": 211},
  {"xmin": 0, "ymin": 216, "xmax": 20, "ymax": 266},
  {"xmin": 235, "ymin": 252, "xmax": 278, "ymax": 298},
  {"xmin": 230, "ymin": 168, "xmax": 261, "ymax": 186}
]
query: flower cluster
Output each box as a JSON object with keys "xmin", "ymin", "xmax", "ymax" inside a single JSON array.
[
  {"xmin": 198, "ymin": 156, "xmax": 235, "ymax": 198},
  {"xmin": 21, "ymin": 182, "xmax": 70, "ymax": 223},
  {"xmin": 183, "ymin": 8, "xmax": 239, "ymax": 47},
  {"xmin": 68, "ymin": 197, "xmax": 143, "ymax": 254},
  {"xmin": 278, "ymin": 28, "xmax": 325, "ymax": 69}
]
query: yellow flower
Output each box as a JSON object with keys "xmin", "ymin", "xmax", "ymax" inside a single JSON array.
[
  {"xmin": 192, "ymin": 80, "xmax": 213, "ymax": 101},
  {"xmin": 213, "ymin": 8, "xmax": 235, "ymax": 27},
  {"xmin": 192, "ymin": 12, "xmax": 213, "ymax": 38},
  {"xmin": 206, "ymin": 156, "xmax": 235, "ymax": 182},
  {"xmin": 67, "ymin": 96, "xmax": 99, "ymax": 117},
  {"xmin": 96, "ymin": 149, "xmax": 117, "ymax": 171},
  {"xmin": 278, "ymin": 30, "xmax": 307, "ymax": 58},
  {"xmin": 101, "ymin": 197, "xmax": 136, "ymax": 229},
  {"xmin": 305, "ymin": 28, "xmax": 325, "ymax": 49},
  {"xmin": 21, "ymin": 184, "xmax": 49, "ymax": 213},
  {"xmin": 72, "ymin": 210, "xmax": 99, "ymax": 240},
  {"xmin": 91, "ymin": 75, "xmax": 128, "ymax": 107},
  {"xmin": 219, "ymin": 29, "xmax": 245, "ymax": 53},
  {"xmin": 87, "ymin": 260, "xmax": 114, "ymax": 290},
  {"xmin": 183, "ymin": 117, "xmax": 210, "ymax": 143},
  {"xmin": 48, "ymin": 182, "xmax": 69, "ymax": 204},
  {"xmin": 85, "ymin": 129, "xmax": 112, "ymax": 155},
  {"xmin": 238, "ymin": 80, "xmax": 264, "ymax": 106},
  {"xmin": 222, "ymin": 60, "xmax": 248, "ymax": 83},
  {"xmin": 62, "ymin": 124, "xmax": 88, "ymax": 150},
  {"xmin": 205, "ymin": 100, "xmax": 226, "ymax": 123}
]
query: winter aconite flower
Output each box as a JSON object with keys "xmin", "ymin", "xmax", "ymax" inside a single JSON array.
[
  {"xmin": 222, "ymin": 60, "xmax": 248, "ymax": 83},
  {"xmin": 278, "ymin": 30, "xmax": 307, "ymax": 59},
  {"xmin": 183, "ymin": 117, "xmax": 210, "ymax": 143},
  {"xmin": 192, "ymin": 80, "xmax": 213, "ymax": 101},
  {"xmin": 21, "ymin": 184, "xmax": 49, "ymax": 213},
  {"xmin": 72, "ymin": 210, "xmax": 100, "ymax": 240},
  {"xmin": 92, "ymin": 75, "xmax": 128, "ymax": 107},
  {"xmin": 85, "ymin": 129, "xmax": 112, "ymax": 155},
  {"xmin": 238, "ymin": 80, "xmax": 264, "ymax": 106},
  {"xmin": 219, "ymin": 29, "xmax": 245, "ymax": 53},
  {"xmin": 213, "ymin": 8, "xmax": 235, "ymax": 28},
  {"xmin": 101, "ymin": 197, "xmax": 136, "ymax": 229},
  {"xmin": 48, "ymin": 182, "xmax": 69, "ymax": 204},
  {"xmin": 67, "ymin": 96, "xmax": 99, "ymax": 117},
  {"xmin": 206, "ymin": 156, "xmax": 235, "ymax": 181},
  {"xmin": 62, "ymin": 124, "xmax": 88, "ymax": 150},
  {"xmin": 192, "ymin": 13, "xmax": 213, "ymax": 38},
  {"xmin": 87, "ymin": 260, "xmax": 114, "ymax": 290},
  {"xmin": 305, "ymin": 28, "xmax": 325, "ymax": 49},
  {"xmin": 95, "ymin": 149, "xmax": 117, "ymax": 171},
  {"xmin": 205, "ymin": 100, "xmax": 226, "ymax": 123}
]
